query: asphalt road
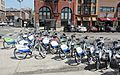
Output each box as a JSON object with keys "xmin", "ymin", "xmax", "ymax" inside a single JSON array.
[{"xmin": 0, "ymin": 27, "xmax": 120, "ymax": 75}]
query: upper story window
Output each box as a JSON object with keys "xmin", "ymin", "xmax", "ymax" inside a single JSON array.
[
  {"xmin": 84, "ymin": 0, "xmax": 91, "ymax": 4},
  {"xmin": 91, "ymin": 0, "xmax": 96, "ymax": 3},
  {"xmin": 118, "ymin": 7, "xmax": 120, "ymax": 12},
  {"xmin": 78, "ymin": 0, "xmax": 81, "ymax": 4},
  {"xmin": 78, "ymin": 6, "xmax": 81, "ymax": 14},
  {"xmin": 100, "ymin": 7, "xmax": 114, "ymax": 12},
  {"xmin": 83, "ymin": 6, "xmax": 91, "ymax": 15},
  {"xmin": 91, "ymin": 6, "xmax": 96, "ymax": 14}
]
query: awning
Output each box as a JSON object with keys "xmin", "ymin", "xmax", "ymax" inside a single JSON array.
[{"xmin": 99, "ymin": 18, "xmax": 117, "ymax": 21}]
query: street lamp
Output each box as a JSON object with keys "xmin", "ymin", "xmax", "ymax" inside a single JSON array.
[{"xmin": 17, "ymin": 0, "xmax": 23, "ymax": 27}]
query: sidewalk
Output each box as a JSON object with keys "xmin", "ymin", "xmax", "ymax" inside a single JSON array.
[{"xmin": 39, "ymin": 27, "xmax": 64, "ymax": 32}]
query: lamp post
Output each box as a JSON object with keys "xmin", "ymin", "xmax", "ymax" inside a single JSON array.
[{"xmin": 17, "ymin": 0, "xmax": 23, "ymax": 27}]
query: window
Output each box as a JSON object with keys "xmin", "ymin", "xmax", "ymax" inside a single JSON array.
[
  {"xmin": 61, "ymin": 7, "xmax": 72, "ymax": 20},
  {"xmin": 100, "ymin": 7, "xmax": 114, "ymax": 12},
  {"xmin": 91, "ymin": 0, "xmax": 96, "ymax": 3},
  {"xmin": 84, "ymin": 0, "xmax": 91, "ymax": 4},
  {"xmin": 118, "ymin": 7, "xmax": 120, "ymax": 12},
  {"xmin": 91, "ymin": 7, "xmax": 96, "ymax": 14},
  {"xmin": 78, "ymin": 6, "xmax": 81, "ymax": 14},
  {"xmin": 78, "ymin": 0, "xmax": 81, "ymax": 4},
  {"xmin": 39, "ymin": 7, "xmax": 51, "ymax": 19},
  {"xmin": 83, "ymin": 6, "xmax": 91, "ymax": 15}
]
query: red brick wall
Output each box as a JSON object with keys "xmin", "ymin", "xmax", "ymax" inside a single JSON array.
[{"xmin": 34, "ymin": 0, "xmax": 77, "ymax": 27}]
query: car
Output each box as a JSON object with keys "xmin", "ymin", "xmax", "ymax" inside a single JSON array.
[
  {"xmin": 64, "ymin": 24, "xmax": 76, "ymax": 32},
  {"xmin": 98, "ymin": 25, "xmax": 105, "ymax": 32},
  {"xmin": 0, "ymin": 22, "xmax": 7, "ymax": 26},
  {"xmin": 90, "ymin": 26, "xmax": 98, "ymax": 32},
  {"xmin": 9, "ymin": 22, "xmax": 14, "ymax": 26},
  {"xmin": 105, "ymin": 26, "xmax": 116, "ymax": 32},
  {"xmin": 64, "ymin": 24, "xmax": 71, "ymax": 32},
  {"xmin": 77, "ymin": 26, "xmax": 87, "ymax": 32}
]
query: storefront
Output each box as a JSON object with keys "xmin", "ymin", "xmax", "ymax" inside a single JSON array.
[
  {"xmin": 82, "ymin": 17, "xmax": 91, "ymax": 29},
  {"xmin": 76, "ymin": 16, "xmax": 97, "ymax": 30},
  {"xmin": 98, "ymin": 17, "xmax": 117, "ymax": 27}
]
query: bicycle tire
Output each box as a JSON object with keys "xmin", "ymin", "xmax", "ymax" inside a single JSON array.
[
  {"xmin": 74, "ymin": 51, "xmax": 81, "ymax": 65},
  {"xmin": 59, "ymin": 49, "xmax": 66, "ymax": 60},
  {"xmin": 14, "ymin": 48, "xmax": 27, "ymax": 60}
]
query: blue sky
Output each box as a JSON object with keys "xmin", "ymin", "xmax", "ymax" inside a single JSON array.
[{"xmin": 6, "ymin": 0, "xmax": 34, "ymax": 10}]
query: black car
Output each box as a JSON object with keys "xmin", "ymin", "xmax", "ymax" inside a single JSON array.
[
  {"xmin": 105, "ymin": 26, "xmax": 116, "ymax": 32},
  {"xmin": 64, "ymin": 24, "xmax": 76, "ymax": 32},
  {"xmin": 116, "ymin": 25, "xmax": 120, "ymax": 32}
]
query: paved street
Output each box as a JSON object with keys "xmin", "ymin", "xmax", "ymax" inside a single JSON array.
[{"xmin": 0, "ymin": 27, "xmax": 120, "ymax": 75}]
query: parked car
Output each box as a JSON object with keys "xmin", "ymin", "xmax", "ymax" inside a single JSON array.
[
  {"xmin": 64, "ymin": 24, "xmax": 71, "ymax": 32},
  {"xmin": 98, "ymin": 25, "xmax": 105, "ymax": 32},
  {"xmin": 76, "ymin": 26, "xmax": 87, "ymax": 32},
  {"xmin": 105, "ymin": 26, "xmax": 116, "ymax": 32},
  {"xmin": 64, "ymin": 24, "xmax": 76, "ymax": 32},
  {"xmin": 70, "ymin": 25, "xmax": 76, "ymax": 32},
  {"xmin": 0, "ymin": 22, "xmax": 7, "ymax": 26},
  {"xmin": 9, "ymin": 22, "xmax": 14, "ymax": 26},
  {"xmin": 90, "ymin": 26, "xmax": 98, "ymax": 32}
]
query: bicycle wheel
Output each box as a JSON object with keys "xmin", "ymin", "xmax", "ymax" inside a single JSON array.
[
  {"xmin": 74, "ymin": 51, "xmax": 82, "ymax": 65},
  {"xmin": 105, "ymin": 56, "xmax": 110, "ymax": 69},
  {"xmin": 14, "ymin": 48, "xmax": 27, "ymax": 60},
  {"xmin": 38, "ymin": 45, "xmax": 46, "ymax": 58},
  {"xmin": 3, "ymin": 41, "xmax": 12, "ymax": 49},
  {"xmin": 50, "ymin": 48, "xmax": 58, "ymax": 54},
  {"xmin": 59, "ymin": 49, "xmax": 66, "ymax": 60}
]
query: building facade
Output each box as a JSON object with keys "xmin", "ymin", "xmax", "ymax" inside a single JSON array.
[
  {"xmin": 6, "ymin": 8, "xmax": 32, "ymax": 27},
  {"xmin": 0, "ymin": 0, "xmax": 5, "ymax": 21},
  {"xmin": 34, "ymin": 0, "xmax": 120, "ymax": 29},
  {"xmin": 97, "ymin": 0, "xmax": 120, "ymax": 28}
]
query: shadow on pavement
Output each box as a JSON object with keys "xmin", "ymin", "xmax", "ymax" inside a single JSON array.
[
  {"xmin": 51, "ymin": 55, "xmax": 63, "ymax": 61},
  {"xmin": 101, "ymin": 71, "xmax": 118, "ymax": 75},
  {"xmin": 84, "ymin": 63, "xmax": 108, "ymax": 71},
  {"xmin": 10, "ymin": 57, "xmax": 17, "ymax": 60},
  {"xmin": 65, "ymin": 58, "xmax": 78, "ymax": 66}
]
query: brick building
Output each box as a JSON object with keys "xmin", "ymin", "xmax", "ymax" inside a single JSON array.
[
  {"xmin": 6, "ymin": 8, "xmax": 32, "ymax": 27},
  {"xmin": 34, "ymin": 0, "xmax": 120, "ymax": 29}
]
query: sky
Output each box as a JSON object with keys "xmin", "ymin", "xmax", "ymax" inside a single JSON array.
[{"xmin": 6, "ymin": 0, "xmax": 34, "ymax": 10}]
